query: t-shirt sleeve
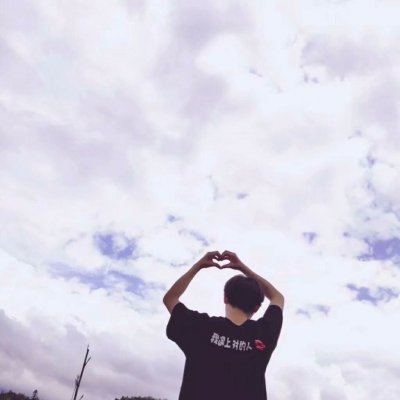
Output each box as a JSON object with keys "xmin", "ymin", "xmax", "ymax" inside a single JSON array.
[
  {"xmin": 166, "ymin": 301, "xmax": 210, "ymax": 355},
  {"xmin": 256, "ymin": 304, "xmax": 283, "ymax": 351}
]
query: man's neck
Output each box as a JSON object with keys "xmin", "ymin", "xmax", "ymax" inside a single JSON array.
[{"xmin": 225, "ymin": 304, "xmax": 251, "ymax": 324}]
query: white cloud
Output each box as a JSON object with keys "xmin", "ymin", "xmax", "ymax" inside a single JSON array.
[{"xmin": 1, "ymin": 1, "xmax": 400, "ymax": 399}]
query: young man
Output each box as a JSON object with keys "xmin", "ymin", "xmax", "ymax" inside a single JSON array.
[{"xmin": 163, "ymin": 250, "xmax": 284, "ymax": 400}]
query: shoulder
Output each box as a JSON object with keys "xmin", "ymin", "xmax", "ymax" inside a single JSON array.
[
  {"xmin": 269, "ymin": 294, "xmax": 285, "ymax": 311},
  {"xmin": 169, "ymin": 301, "xmax": 211, "ymax": 320},
  {"xmin": 267, "ymin": 304, "xmax": 283, "ymax": 313},
  {"xmin": 254, "ymin": 303, "xmax": 283, "ymax": 328},
  {"xmin": 263, "ymin": 303, "xmax": 283, "ymax": 319}
]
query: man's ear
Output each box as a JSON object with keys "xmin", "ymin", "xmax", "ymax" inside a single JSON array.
[{"xmin": 224, "ymin": 295, "xmax": 228, "ymax": 304}]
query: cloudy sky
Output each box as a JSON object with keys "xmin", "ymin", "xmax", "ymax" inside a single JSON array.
[{"xmin": 1, "ymin": 0, "xmax": 400, "ymax": 399}]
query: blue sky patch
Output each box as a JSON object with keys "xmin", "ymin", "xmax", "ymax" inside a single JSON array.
[
  {"xmin": 302, "ymin": 232, "xmax": 317, "ymax": 243},
  {"xmin": 167, "ymin": 214, "xmax": 181, "ymax": 223},
  {"xmin": 358, "ymin": 237, "xmax": 400, "ymax": 264},
  {"xmin": 178, "ymin": 228, "xmax": 209, "ymax": 246},
  {"xmin": 107, "ymin": 270, "xmax": 155, "ymax": 295},
  {"xmin": 346, "ymin": 283, "xmax": 399, "ymax": 305},
  {"xmin": 93, "ymin": 232, "xmax": 137, "ymax": 260},
  {"xmin": 236, "ymin": 192, "xmax": 248, "ymax": 199},
  {"xmin": 295, "ymin": 304, "xmax": 330, "ymax": 318},
  {"xmin": 296, "ymin": 309, "xmax": 311, "ymax": 318},
  {"xmin": 365, "ymin": 153, "xmax": 376, "ymax": 167},
  {"xmin": 49, "ymin": 263, "xmax": 159, "ymax": 296}
]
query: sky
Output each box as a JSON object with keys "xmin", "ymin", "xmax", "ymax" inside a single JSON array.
[{"xmin": 0, "ymin": 0, "xmax": 400, "ymax": 399}]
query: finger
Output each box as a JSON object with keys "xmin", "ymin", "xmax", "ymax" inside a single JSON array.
[
  {"xmin": 207, "ymin": 251, "xmax": 215, "ymax": 260},
  {"xmin": 213, "ymin": 251, "xmax": 223, "ymax": 260},
  {"xmin": 221, "ymin": 251, "xmax": 232, "ymax": 258}
]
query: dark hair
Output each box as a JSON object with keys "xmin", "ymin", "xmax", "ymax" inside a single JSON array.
[{"xmin": 224, "ymin": 274, "xmax": 264, "ymax": 315}]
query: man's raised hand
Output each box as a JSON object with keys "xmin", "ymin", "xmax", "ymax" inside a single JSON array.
[
  {"xmin": 194, "ymin": 250, "xmax": 247, "ymax": 271},
  {"xmin": 218, "ymin": 250, "xmax": 247, "ymax": 272},
  {"xmin": 194, "ymin": 251, "xmax": 223, "ymax": 270}
]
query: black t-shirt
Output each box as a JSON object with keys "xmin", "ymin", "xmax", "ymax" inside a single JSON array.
[{"xmin": 166, "ymin": 302, "xmax": 283, "ymax": 400}]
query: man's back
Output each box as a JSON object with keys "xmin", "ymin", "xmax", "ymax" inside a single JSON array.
[{"xmin": 166, "ymin": 302, "xmax": 283, "ymax": 400}]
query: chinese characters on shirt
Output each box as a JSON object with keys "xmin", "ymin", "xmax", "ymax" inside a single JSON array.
[{"xmin": 210, "ymin": 332, "xmax": 253, "ymax": 351}]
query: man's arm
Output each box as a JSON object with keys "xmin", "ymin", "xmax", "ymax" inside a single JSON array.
[
  {"xmin": 163, "ymin": 264, "xmax": 202, "ymax": 314},
  {"xmin": 163, "ymin": 251, "xmax": 222, "ymax": 313},
  {"xmin": 241, "ymin": 264, "xmax": 285, "ymax": 310}
]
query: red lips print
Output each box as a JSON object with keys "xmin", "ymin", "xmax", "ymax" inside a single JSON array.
[{"xmin": 254, "ymin": 339, "xmax": 266, "ymax": 351}]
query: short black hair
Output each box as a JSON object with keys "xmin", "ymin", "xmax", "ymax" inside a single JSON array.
[{"xmin": 224, "ymin": 274, "xmax": 264, "ymax": 315}]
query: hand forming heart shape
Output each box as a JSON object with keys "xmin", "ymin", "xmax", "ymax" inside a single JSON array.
[
  {"xmin": 195, "ymin": 250, "xmax": 245, "ymax": 271},
  {"xmin": 212, "ymin": 255, "xmax": 231, "ymax": 267}
]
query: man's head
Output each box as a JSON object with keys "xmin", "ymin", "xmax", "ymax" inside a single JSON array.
[{"xmin": 223, "ymin": 274, "xmax": 264, "ymax": 317}]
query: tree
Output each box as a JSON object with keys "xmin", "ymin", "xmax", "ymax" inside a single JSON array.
[
  {"xmin": 30, "ymin": 391, "xmax": 38, "ymax": 400},
  {"xmin": 0, "ymin": 390, "xmax": 30, "ymax": 400}
]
